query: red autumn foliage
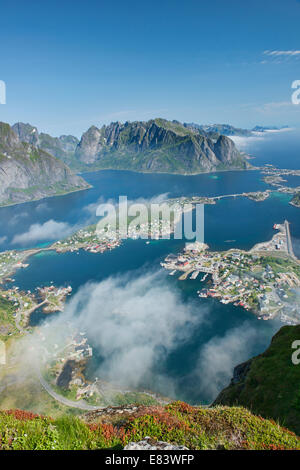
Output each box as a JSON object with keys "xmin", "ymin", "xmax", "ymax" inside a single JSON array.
[
  {"xmin": 128, "ymin": 409, "xmax": 191, "ymax": 433},
  {"xmin": 88, "ymin": 422, "xmax": 129, "ymax": 444},
  {"xmin": 3, "ymin": 409, "xmax": 44, "ymax": 421},
  {"xmin": 262, "ymin": 443, "xmax": 287, "ymax": 451},
  {"xmin": 170, "ymin": 402, "xmax": 195, "ymax": 414},
  {"xmin": 88, "ymin": 423, "xmax": 100, "ymax": 432}
]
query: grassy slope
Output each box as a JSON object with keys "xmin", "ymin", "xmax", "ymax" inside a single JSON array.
[
  {"xmin": 0, "ymin": 402, "xmax": 299, "ymax": 450},
  {"xmin": 0, "ymin": 297, "xmax": 18, "ymax": 339},
  {"xmin": 215, "ymin": 325, "xmax": 300, "ymax": 435}
]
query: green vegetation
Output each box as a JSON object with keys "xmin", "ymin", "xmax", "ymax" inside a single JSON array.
[
  {"xmin": 215, "ymin": 325, "xmax": 300, "ymax": 435},
  {"xmin": 0, "ymin": 403, "xmax": 299, "ymax": 450},
  {"xmin": 260, "ymin": 256, "xmax": 300, "ymax": 277},
  {"xmin": 0, "ymin": 369, "xmax": 83, "ymax": 418},
  {"xmin": 291, "ymin": 193, "xmax": 300, "ymax": 207},
  {"xmin": 0, "ymin": 296, "xmax": 18, "ymax": 340}
]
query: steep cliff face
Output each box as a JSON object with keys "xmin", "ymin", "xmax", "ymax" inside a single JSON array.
[
  {"xmin": 75, "ymin": 118, "xmax": 249, "ymax": 173},
  {"xmin": 0, "ymin": 122, "xmax": 89, "ymax": 206},
  {"xmin": 214, "ymin": 325, "xmax": 300, "ymax": 435},
  {"xmin": 12, "ymin": 122, "xmax": 79, "ymax": 166},
  {"xmin": 12, "ymin": 119, "xmax": 249, "ymax": 174}
]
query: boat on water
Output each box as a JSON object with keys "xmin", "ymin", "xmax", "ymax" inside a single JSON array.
[
  {"xmin": 169, "ymin": 270, "xmax": 177, "ymax": 276},
  {"xmin": 198, "ymin": 289, "xmax": 208, "ymax": 298},
  {"xmin": 190, "ymin": 270, "xmax": 199, "ymax": 280},
  {"xmin": 200, "ymin": 273, "xmax": 209, "ymax": 282}
]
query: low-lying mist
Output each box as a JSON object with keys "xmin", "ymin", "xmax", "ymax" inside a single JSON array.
[{"xmin": 8, "ymin": 268, "xmax": 280, "ymax": 405}]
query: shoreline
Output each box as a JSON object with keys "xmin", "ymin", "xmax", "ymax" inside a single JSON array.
[
  {"xmin": 78, "ymin": 165, "xmax": 254, "ymax": 177},
  {"xmin": 0, "ymin": 186, "xmax": 296, "ymax": 287},
  {"xmin": 0, "ymin": 184, "xmax": 92, "ymax": 209},
  {"xmin": 161, "ymin": 222, "xmax": 300, "ymax": 323}
]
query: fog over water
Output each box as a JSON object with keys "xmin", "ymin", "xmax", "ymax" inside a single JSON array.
[{"xmin": 1, "ymin": 130, "xmax": 300, "ymax": 404}]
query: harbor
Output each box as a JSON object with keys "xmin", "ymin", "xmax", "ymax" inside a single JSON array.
[{"xmin": 162, "ymin": 223, "xmax": 300, "ymax": 324}]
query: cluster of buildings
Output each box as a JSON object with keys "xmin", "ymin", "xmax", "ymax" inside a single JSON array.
[
  {"xmin": 43, "ymin": 331, "xmax": 93, "ymax": 393},
  {"xmin": 251, "ymin": 224, "xmax": 288, "ymax": 254},
  {"xmin": 38, "ymin": 284, "xmax": 72, "ymax": 295},
  {"xmin": 53, "ymin": 227, "xmax": 121, "ymax": 253},
  {"xmin": 0, "ymin": 250, "xmax": 29, "ymax": 284},
  {"xmin": 37, "ymin": 285, "xmax": 72, "ymax": 313},
  {"xmin": 162, "ymin": 242, "xmax": 300, "ymax": 323}
]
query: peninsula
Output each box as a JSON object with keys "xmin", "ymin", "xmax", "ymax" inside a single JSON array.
[{"xmin": 162, "ymin": 222, "xmax": 300, "ymax": 324}]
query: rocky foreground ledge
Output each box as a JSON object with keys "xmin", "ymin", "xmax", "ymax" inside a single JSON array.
[
  {"xmin": 0, "ymin": 401, "xmax": 299, "ymax": 450},
  {"xmin": 124, "ymin": 436, "xmax": 188, "ymax": 450}
]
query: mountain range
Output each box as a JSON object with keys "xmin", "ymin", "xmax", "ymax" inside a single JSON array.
[
  {"xmin": 184, "ymin": 122, "xmax": 253, "ymax": 137},
  {"xmin": 13, "ymin": 118, "xmax": 250, "ymax": 174},
  {"xmin": 0, "ymin": 118, "xmax": 253, "ymax": 206},
  {"xmin": 184, "ymin": 123, "xmax": 289, "ymax": 137},
  {"xmin": 12, "ymin": 122, "xmax": 79, "ymax": 168}
]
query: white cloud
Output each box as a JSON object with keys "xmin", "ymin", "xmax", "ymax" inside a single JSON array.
[
  {"xmin": 18, "ymin": 270, "xmax": 210, "ymax": 399},
  {"xmin": 65, "ymin": 270, "xmax": 206, "ymax": 390},
  {"xmin": 229, "ymin": 134, "xmax": 265, "ymax": 150},
  {"xmin": 194, "ymin": 322, "xmax": 276, "ymax": 401},
  {"xmin": 264, "ymin": 50, "xmax": 300, "ymax": 57},
  {"xmin": 12, "ymin": 219, "xmax": 73, "ymax": 245},
  {"xmin": 11, "ymin": 269, "xmax": 280, "ymax": 404},
  {"xmin": 230, "ymin": 125, "xmax": 293, "ymax": 150},
  {"xmin": 261, "ymin": 50, "xmax": 300, "ymax": 65}
]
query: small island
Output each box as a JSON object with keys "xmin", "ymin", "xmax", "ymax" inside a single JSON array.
[
  {"xmin": 290, "ymin": 192, "xmax": 300, "ymax": 208},
  {"xmin": 260, "ymin": 166, "xmax": 300, "ymax": 207}
]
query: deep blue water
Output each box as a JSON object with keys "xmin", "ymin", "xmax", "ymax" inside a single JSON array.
[
  {"xmin": 1, "ymin": 130, "xmax": 300, "ymax": 404},
  {"xmin": 0, "ymin": 169, "xmax": 268, "ymax": 251},
  {"xmin": 242, "ymin": 129, "xmax": 300, "ymax": 169}
]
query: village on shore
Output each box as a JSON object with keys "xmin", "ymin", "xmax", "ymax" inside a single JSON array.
[
  {"xmin": 0, "ymin": 209, "xmax": 180, "ymax": 341},
  {"xmin": 161, "ymin": 223, "xmax": 300, "ymax": 324},
  {"xmin": 0, "ymin": 204, "xmax": 300, "ymax": 409}
]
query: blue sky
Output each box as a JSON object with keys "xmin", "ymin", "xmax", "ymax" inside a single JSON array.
[{"xmin": 0, "ymin": 0, "xmax": 300, "ymax": 136}]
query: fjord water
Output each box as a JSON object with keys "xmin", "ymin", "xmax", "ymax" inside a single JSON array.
[{"xmin": 1, "ymin": 130, "xmax": 300, "ymax": 404}]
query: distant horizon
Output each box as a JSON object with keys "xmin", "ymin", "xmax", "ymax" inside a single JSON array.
[{"xmin": 3, "ymin": 117, "xmax": 296, "ymax": 140}]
